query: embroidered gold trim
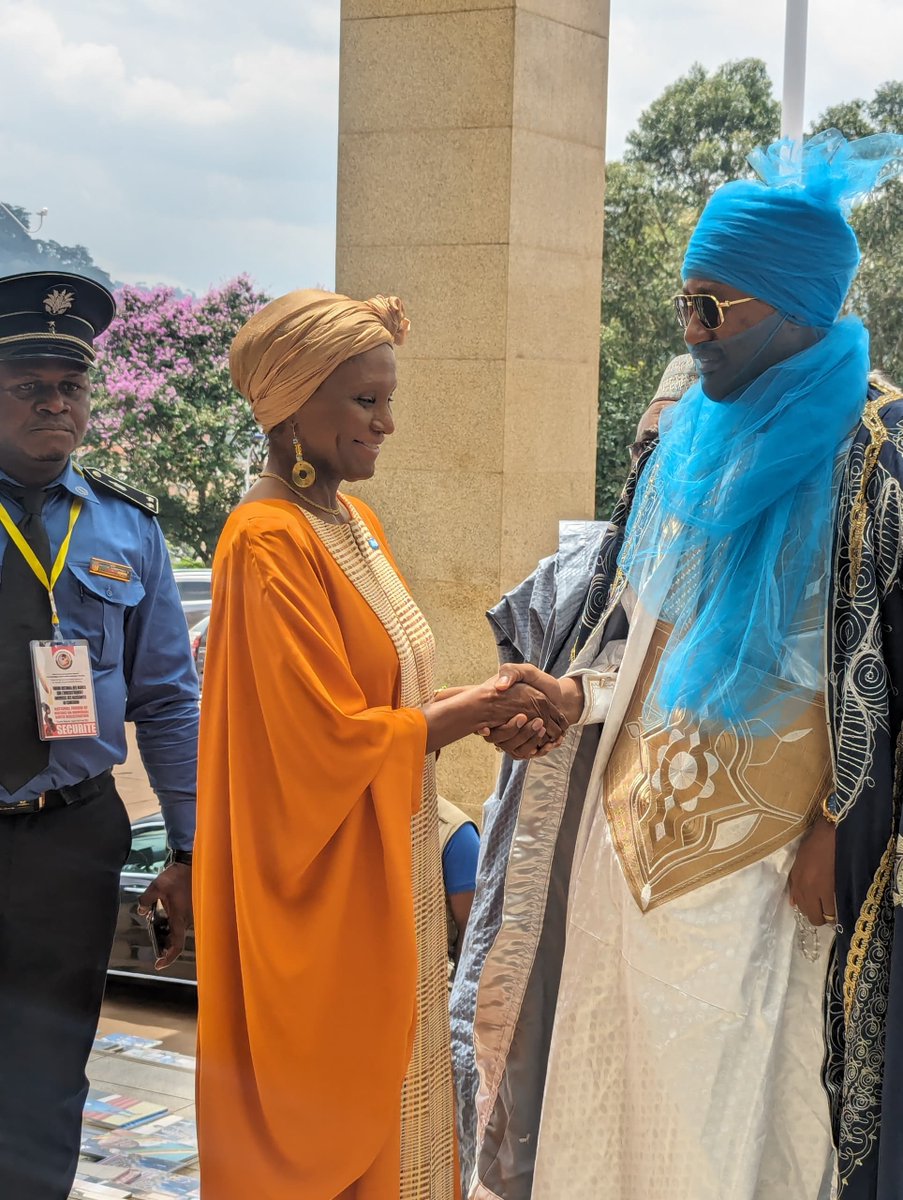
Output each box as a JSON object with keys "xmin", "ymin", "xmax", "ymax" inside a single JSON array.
[
  {"xmin": 849, "ymin": 399, "xmax": 888, "ymax": 595},
  {"xmin": 848, "ymin": 386, "xmax": 902, "ymax": 596},
  {"xmin": 843, "ymin": 835, "xmax": 895, "ymax": 1021},
  {"xmin": 843, "ymin": 725, "xmax": 903, "ymax": 1020},
  {"xmin": 0, "ymin": 331, "xmax": 95, "ymax": 359}
]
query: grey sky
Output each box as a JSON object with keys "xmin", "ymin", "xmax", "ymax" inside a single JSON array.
[{"xmin": 2, "ymin": 0, "xmax": 899, "ymax": 297}]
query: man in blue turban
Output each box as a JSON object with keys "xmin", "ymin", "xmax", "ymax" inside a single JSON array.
[{"xmin": 464, "ymin": 131, "xmax": 903, "ymax": 1200}]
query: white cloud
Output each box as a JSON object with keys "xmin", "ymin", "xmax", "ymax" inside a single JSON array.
[
  {"xmin": 0, "ymin": 0, "xmax": 340, "ymax": 293},
  {"xmin": 0, "ymin": 2, "xmax": 336, "ymax": 127}
]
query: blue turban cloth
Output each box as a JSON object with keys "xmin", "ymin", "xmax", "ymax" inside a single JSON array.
[{"xmin": 619, "ymin": 130, "xmax": 903, "ymax": 729}]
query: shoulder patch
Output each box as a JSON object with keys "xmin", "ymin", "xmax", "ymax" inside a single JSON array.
[{"xmin": 80, "ymin": 467, "xmax": 159, "ymax": 515}]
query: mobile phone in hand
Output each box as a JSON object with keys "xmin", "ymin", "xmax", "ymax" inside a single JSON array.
[{"xmin": 145, "ymin": 903, "xmax": 171, "ymax": 961}]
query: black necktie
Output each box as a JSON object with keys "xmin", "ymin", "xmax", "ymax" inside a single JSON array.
[{"xmin": 0, "ymin": 487, "xmax": 53, "ymax": 792}]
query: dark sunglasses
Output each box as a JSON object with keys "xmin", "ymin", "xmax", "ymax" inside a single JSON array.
[{"xmin": 672, "ymin": 292, "xmax": 755, "ymax": 331}]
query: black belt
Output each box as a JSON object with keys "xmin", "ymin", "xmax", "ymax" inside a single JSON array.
[{"xmin": 0, "ymin": 770, "xmax": 113, "ymax": 816}]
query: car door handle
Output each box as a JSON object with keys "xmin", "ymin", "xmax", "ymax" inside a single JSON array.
[{"xmin": 123, "ymin": 885, "xmax": 148, "ymax": 895}]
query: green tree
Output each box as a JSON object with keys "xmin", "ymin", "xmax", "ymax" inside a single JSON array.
[
  {"xmin": 0, "ymin": 202, "xmax": 114, "ymax": 288},
  {"xmin": 625, "ymin": 59, "xmax": 781, "ymax": 208},
  {"xmin": 82, "ymin": 277, "xmax": 269, "ymax": 564},
  {"xmin": 812, "ymin": 82, "xmax": 903, "ymax": 384},
  {"xmin": 818, "ymin": 82, "xmax": 903, "ymax": 139},
  {"xmin": 596, "ymin": 163, "xmax": 689, "ymax": 513},
  {"xmin": 0, "ymin": 204, "xmax": 39, "ymax": 268},
  {"xmin": 814, "ymin": 100, "xmax": 874, "ymax": 141}
]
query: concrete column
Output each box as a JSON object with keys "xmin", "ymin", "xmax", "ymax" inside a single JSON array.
[{"xmin": 337, "ymin": 0, "xmax": 609, "ymax": 816}]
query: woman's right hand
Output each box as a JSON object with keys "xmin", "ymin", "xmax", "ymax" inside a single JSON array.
[{"xmin": 422, "ymin": 678, "xmax": 568, "ymax": 754}]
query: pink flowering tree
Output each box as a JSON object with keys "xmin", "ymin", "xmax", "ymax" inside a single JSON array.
[{"xmin": 82, "ymin": 276, "xmax": 269, "ymax": 564}]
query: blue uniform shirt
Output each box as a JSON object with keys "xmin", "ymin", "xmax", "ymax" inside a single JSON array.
[
  {"xmin": 0, "ymin": 460, "xmax": 199, "ymax": 850},
  {"xmin": 442, "ymin": 822, "xmax": 480, "ymax": 895}
]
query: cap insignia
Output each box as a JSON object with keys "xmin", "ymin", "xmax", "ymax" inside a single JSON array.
[{"xmin": 43, "ymin": 288, "xmax": 75, "ymax": 316}]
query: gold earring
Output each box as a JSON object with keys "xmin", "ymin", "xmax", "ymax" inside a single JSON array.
[{"xmin": 291, "ymin": 427, "xmax": 316, "ymax": 489}]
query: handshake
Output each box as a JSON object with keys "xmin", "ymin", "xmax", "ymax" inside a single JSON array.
[{"xmin": 434, "ymin": 664, "xmax": 584, "ymax": 761}]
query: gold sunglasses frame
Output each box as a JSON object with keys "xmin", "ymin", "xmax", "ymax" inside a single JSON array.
[{"xmin": 672, "ymin": 292, "xmax": 756, "ymax": 330}]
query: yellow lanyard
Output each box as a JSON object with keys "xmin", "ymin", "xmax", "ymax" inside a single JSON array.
[{"xmin": 0, "ymin": 496, "xmax": 83, "ymax": 634}]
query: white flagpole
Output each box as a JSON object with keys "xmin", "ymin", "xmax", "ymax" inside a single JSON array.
[{"xmin": 781, "ymin": 0, "xmax": 809, "ymax": 142}]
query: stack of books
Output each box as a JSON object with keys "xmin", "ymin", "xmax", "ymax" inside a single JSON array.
[
  {"xmin": 92, "ymin": 1035, "xmax": 194, "ymax": 1073},
  {"xmin": 72, "ymin": 1033, "xmax": 200, "ymax": 1199}
]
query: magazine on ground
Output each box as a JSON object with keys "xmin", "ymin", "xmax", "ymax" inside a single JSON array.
[
  {"xmin": 93, "ymin": 1034, "xmax": 163, "ymax": 1055},
  {"xmin": 119, "ymin": 1047, "xmax": 195, "ymax": 1072},
  {"xmin": 78, "ymin": 1134, "xmax": 197, "ymax": 1173},
  {"xmin": 137, "ymin": 1117, "xmax": 197, "ymax": 1148},
  {"xmin": 69, "ymin": 1181, "xmax": 133, "ymax": 1200},
  {"xmin": 82, "ymin": 1090, "xmax": 169, "ymax": 1130},
  {"xmin": 73, "ymin": 1164, "xmax": 201, "ymax": 1199},
  {"xmin": 83, "ymin": 1123, "xmax": 196, "ymax": 1166},
  {"xmin": 132, "ymin": 1176, "xmax": 201, "ymax": 1200},
  {"xmin": 76, "ymin": 1157, "xmax": 170, "ymax": 1191}
]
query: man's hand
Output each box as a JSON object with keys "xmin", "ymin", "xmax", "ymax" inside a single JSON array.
[
  {"xmin": 137, "ymin": 863, "xmax": 192, "ymax": 970},
  {"xmin": 788, "ymin": 815, "xmax": 836, "ymax": 926},
  {"xmin": 479, "ymin": 665, "xmax": 584, "ymax": 759},
  {"xmin": 481, "ymin": 680, "xmax": 569, "ymax": 741},
  {"xmin": 495, "ymin": 663, "xmax": 566, "ymax": 706}
]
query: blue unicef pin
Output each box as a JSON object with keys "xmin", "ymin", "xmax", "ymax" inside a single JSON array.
[{"xmin": 368, "ymin": 537, "xmax": 379, "ymax": 550}]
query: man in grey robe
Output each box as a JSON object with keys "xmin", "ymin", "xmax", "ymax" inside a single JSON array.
[{"xmin": 450, "ymin": 355, "xmax": 696, "ymax": 1188}]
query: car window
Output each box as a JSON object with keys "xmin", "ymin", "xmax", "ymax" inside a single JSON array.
[
  {"xmin": 124, "ymin": 827, "xmax": 169, "ymax": 874},
  {"xmin": 177, "ymin": 579, "xmax": 211, "ymax": 601}
]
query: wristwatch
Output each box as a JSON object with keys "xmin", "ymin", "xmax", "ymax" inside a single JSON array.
[{"xmin": 167, "ymin": 849, "xmax": 194, "ymax": 867}]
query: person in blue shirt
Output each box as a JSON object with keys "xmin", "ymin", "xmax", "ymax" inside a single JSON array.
[
  {"xmin": 438, "ymin": 796, "xmax": 480, "ymax": 969},
  {"xmin": 0, "ymin": 271, "xmax": 199, "ymax": 1199}
]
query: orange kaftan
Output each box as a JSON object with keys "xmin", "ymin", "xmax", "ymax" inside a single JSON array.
[{"xmin": 194, "ymin": 498, "xmax": 448, "ymax": 1198}]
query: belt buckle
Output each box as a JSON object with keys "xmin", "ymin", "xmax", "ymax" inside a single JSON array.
[{"xmin": 3, "ymin": 795, "xmax": 42, "ymax": 814}]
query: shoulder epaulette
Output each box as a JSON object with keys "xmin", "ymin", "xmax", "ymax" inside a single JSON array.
[{"xmin": 79, "ymin": 466, "xmax": 159, "ymax": 515}]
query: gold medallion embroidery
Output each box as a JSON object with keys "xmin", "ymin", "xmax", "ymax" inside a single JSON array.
[{"xmin": 605, "ymin": 620, "xmax": 831, "ymax": 909}]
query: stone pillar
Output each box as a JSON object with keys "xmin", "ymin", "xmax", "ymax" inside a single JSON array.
[{"xmin": 337, "ymin": 0, "xmax": 609, "ymax": 817}]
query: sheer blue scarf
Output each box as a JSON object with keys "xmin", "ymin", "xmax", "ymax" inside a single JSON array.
[{"xmin": 618, "ymin": 131, "xmax": 903, "ymax": 729}]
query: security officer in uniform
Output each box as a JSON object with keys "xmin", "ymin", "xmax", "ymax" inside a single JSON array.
[{"xmin": 0, "ymin": 272, "xmax": 199, "ymax": 1198}]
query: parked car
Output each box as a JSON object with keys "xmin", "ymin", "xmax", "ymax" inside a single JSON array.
[
  {"xmin": 108, "ymin": 813, "xmax": 197, "ymax": 985},
  {"xmin": 189, "ymin": 615, "xmax": 209, "ymax": 690},
  {"xmin": 173, "ymin": 568, "xmax": 212, "ymax": 625}
]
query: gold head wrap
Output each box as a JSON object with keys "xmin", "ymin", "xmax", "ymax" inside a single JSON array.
[{"xmin": 230, "ymin": 288, "xmax": 410, "ymax": 432}]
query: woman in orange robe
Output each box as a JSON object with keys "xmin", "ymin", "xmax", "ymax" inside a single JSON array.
[{"xmin": 194, "ymin": 290, "xmax": 565, "ymax": 1200}]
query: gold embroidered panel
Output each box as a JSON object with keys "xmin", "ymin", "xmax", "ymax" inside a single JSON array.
[{"xmin": 605, "ymin": 621, "xmax": 832, "ymax": 910}]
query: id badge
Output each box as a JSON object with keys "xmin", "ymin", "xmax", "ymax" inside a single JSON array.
[{"xmin": 30, "ymin": 640, "xmax": 99, "ymax": 740}]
